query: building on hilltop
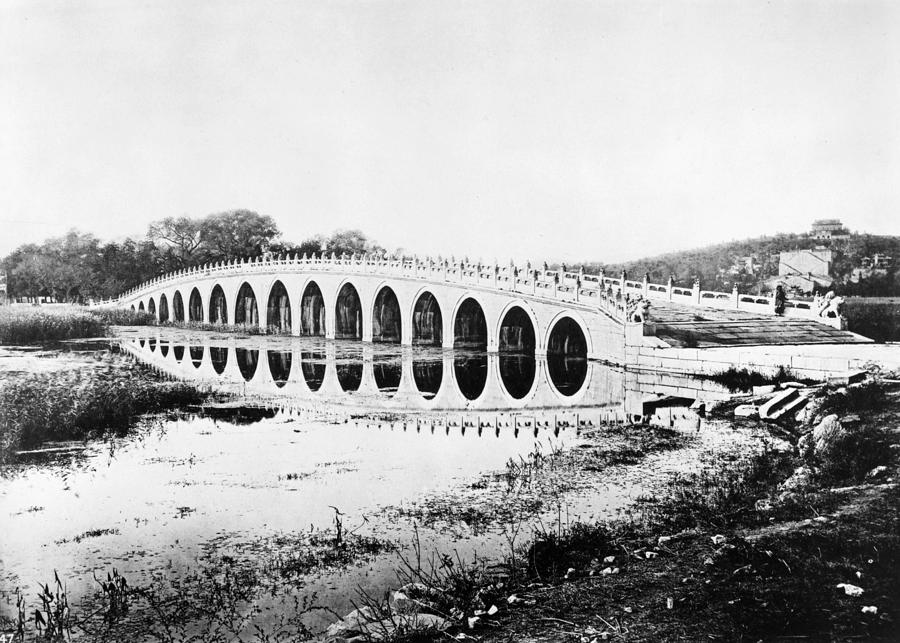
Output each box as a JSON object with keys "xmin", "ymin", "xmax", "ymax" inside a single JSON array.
[{"xmin": 811, "ymin": 218, "xmax": 850, "ymax": 240}]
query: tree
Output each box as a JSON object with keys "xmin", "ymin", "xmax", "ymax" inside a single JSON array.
[
  {"xmin": 198, "ymin": 210, "xmax": 280, "ymax": 262},
  {"xmin": 147, "ymin": 216, "xmax": 203, "ymax": 269},
  {"xmin": 323, "ymin": 229, "xmax": 383, "ymax": 256}
]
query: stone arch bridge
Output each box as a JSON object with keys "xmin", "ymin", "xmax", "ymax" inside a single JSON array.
[{"xmin": 99, "ymin": 254, "xmax": 843, "ymax": 365}]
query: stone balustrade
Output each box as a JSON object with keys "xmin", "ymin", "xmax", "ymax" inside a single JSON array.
[{"xmin": 91, "ymin": 253, "xmax": 835, "ymax": 326}]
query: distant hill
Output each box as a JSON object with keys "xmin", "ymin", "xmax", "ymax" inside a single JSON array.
[{"xmin": 582, "ymin": 233, "xmax": 900, "ymax": 297}]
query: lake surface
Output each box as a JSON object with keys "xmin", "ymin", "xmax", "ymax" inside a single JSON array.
[{"xmin": 0, "ymin": 327, "xmax": 759, "ymax": 635}]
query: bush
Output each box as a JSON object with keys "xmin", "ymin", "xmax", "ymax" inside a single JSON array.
[
  {"xmin": 0, "ymin": 306, "xmax": 107, "ymax": 345},
  {"xmin": 808, "ymin": 423, "xmax": 892, "ymax": 483}
]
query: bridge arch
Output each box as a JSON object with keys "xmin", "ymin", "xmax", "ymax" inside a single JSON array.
[
  {"xmin": 497, "ymin": 302, "xmax": 538, "ymax": 400},
  {"xmin": 172, "ymin": 291, "xmax": 185, "ymax": 322},
  {"xmin": 147, "ymin": 298, "xmax": 156, "ymax": 318},
  {"xmin": 158, "ymin": 294, "xmax": 169, "ymax": 323},
  {"xmin": 300, "ymin": 280, "xmax": 326, "ymax": 336},
  {"xmin": 545, "ymin": 312, "xmax": 590, "ymax": 397},
  {"xmin": 335, "ymin": 281, "xmax": 363, "ymax": 340},
  {"xmin": 138, "ymin": 301, "xmax": 145, "ymax": 312},
  {"xmin": 265, "ymin": 280, "xmax": 292, "ymax": 333},
  {"xmin": 188, "ymin": 288, "xmax": 203, "ymax": 322},
  {"xmin": 130, "ymin": 304, "xmax": 135, "ymax": 312},
  {"xmin": 452, "ymin": 295, "xmax": 489, "ymax": 350},
  {"xmin": 209, "ymin": 285, "xmax": 228, "ymax": 324},
  {"xmin": 372, "ymin": 284, "xmax": 401, "ymax": 343},
  {"xmin": 234, "ymin": 282, "xmax": 259, "ymax": 327},
  {"xmin": 411, "ymin": 289, "xmax": 443, "ymax": 346}
]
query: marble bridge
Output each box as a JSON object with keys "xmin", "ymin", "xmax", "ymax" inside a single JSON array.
[{"xmin": 98, "ymin": 254, "xmax": 858, "ymax": 367}]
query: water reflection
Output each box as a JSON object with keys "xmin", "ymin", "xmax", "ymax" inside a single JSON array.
[
  {"xmin": 236, "ymin": 348, "xmax": 259, "ymax": 381},
  {"xmin": 336, "ymin": 348, "xmax": 363, "ymax": 392},
  {"xmin": 210, "ymin": 347, "xmax": 228, "ymax": 375},
  {"xmin": 499, "ymin": 355, "xmax": 536, "ymax": 399},
  {"xmin": 454, "ymin": 353, "xmax": 488, "ymax": 400},
  {"xmin": 119, "ymin": 330, "xmax": 657, "ymax": 414},
  {"xmin": 373, "ymin": 358, "xmax": 401, "ymax": 396},
  {"xmin": 412, "ymin": 358, "xmax": 442, "ymax": 400},
  {"xmin": 267, "ymin": 350, "xmax": 291, "ymax": 388},
  {"xmin": 301, "ymin": 351, "xmax": 326, "ymax": 392},
  {"xmin": 189, "ymin": 345, "xmax": 204, "ymax": 368},
  {"xmin": 547, "ymin": 355, "xmax": 588, "ymax": 397}
]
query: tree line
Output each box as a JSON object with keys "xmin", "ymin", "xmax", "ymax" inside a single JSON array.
[{"xmin": 2, "ymin": 210, "xmax": 383, "ymax": 302}]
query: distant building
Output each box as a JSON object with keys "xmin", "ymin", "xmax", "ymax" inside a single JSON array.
[
  {"xmin": 774, "ymin": 247, "xmax": 834, "ymax": 295},
  {"xmin": 811, "ymin": 219, "xmax": 850, "ymax": 240},
  {"xmin": 779, "ymin": 247, "xmax": 833, "ymax": 276}
]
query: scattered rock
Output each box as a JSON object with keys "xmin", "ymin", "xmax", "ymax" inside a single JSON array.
[
  {"xmin": 507, "ymin": 595, "xmax": 520, "ymax": 604},
  {"xmin": 752, "ymin": 384, "xmax": 777, "ymax": 396},
  {"xmin": 644, "ymin": 551, "xmax": 658, "ymax": 559},
  {"xmin": 603, "ymin": 555, "xmax": 616, "ymax": 564},
  {"xmin": 812, "ymin": 414, "xmax": 848, "ymax": 458},
  {"xmin": 734, "ymin": 404, "xmax": 759, "ymax": 418},
  {"xmin": 778, "ymin": 465, "xmax": 815, "ymax": 497},
  {"xmin": 837, "ymin": 583, "xmax": 864, "ymax": 597},
  {"xmin": 711, "ymin": 534, "xmax": 726, "ymax": 545},
  {"xmin": 866, "ymin": 465, "xmax": 889, "ymax": 482},
  {"xmin": 657, "ymin": 536, "xmax": 672, "ymax": 546},
  {"xmin": 487, "ymin": 605, "xmax": 498, "ymax": 616},
  {"xmin": 862, "ymin": 606, "xmax": 878, "ymax": 615},
  {"xmin": 467, "ymin": 616, "xmax": 480, "ymax": 629}
]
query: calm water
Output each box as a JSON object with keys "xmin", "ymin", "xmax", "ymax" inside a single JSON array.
[{"xmin": 0, "ymin": 328, "xmax": 754, "ymax": 633}]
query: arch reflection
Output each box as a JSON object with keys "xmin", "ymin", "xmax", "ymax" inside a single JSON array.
[
  {"xmin": 189, "ymin": 345, "xmax": 204, "ymax": 368},
  {"xmin": 547, "ymin": 317, "xmax": 588, "ymax": 396},
  {"xmin": 267, "ymin": 350, "xmax": 292, "ymax": 388},
  {"xmin": 454, "ymin": 354, "xmax": 488, "ymax": 401},
  {"xmin": 210, "ymin": 347, "xmax": 228, "ymax": 375},
  {"xmin": 173, "ymin": 345, "xmax": 185, "ymax": 362},
  {"xmin": 373, "ymin": 357, "xmax": 401, "ymax": 395},
  {"xmin": 336, "ymin": 348, "xmax": 363, "ymax": 392},
  {"xmin": 236, "ymin": 348, "xmax": 259, "ymax": 381},
  {"xmin": 301, "ymin": 351, "xmax": 326, "ymax": 392},
  {"xmin": 412, "ymin": 358, "xmax": 442, "ymax": 400}
]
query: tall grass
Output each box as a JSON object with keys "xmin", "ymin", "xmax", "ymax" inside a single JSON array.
[
  {"xmin": 0, "ymin": 368, "xmax": 207, "ymax": 460},
  {"xmin": 0, "ymin": 306, "xmax": 107, "ymax": 345},
  {"xmin": 89, "ymin": 307, "xmax": 156, "ymax": 327}
]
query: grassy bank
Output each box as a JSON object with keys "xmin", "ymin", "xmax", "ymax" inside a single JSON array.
[
  {"xmin": 0, "ymin": 367, "xmax": 208, "ymax": 462},
  {"xmin": 0, "ymin": 305, "xmax": 155, "ymax": 345}
]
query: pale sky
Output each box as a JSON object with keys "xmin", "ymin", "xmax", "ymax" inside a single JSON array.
[{"xmin": 2, "ymin": 0, "xmax": 898, "ymax": 263}]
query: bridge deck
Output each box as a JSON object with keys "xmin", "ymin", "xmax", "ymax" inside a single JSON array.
[{"xmin": 649, "ymin": 302, "xmax": 869, "ymax": 348}]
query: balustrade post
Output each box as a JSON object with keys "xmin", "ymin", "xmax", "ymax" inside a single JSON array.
[
  {"xmin": 643, "ymin": 272, "xmax": 649, "ymax": 297},
  {"xmin": 552, "ymin": 272, "xmax": 558, "ymax": 298},
  {"xmin": 493, "ymin": 263, "xmax": 498, "ymax": 288},
  {"xmin": 621, "ymin": 270, "xmax": 627, "ymax": 291},
  {"xmin": 667, "ymin": 275, "xmax": 674, "ymax": 301},
  {"xmin": 692, "ymin": 278, "xmax": 701, "ymax": 305},
  {"xmin": 732, "ymin": 284, "xmax": 740, "ymax": 308},
  {"xmin": 532, "ymin": 270, "xmax": 537, "ymax": 295}
]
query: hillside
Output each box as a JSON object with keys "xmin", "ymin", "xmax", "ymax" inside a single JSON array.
[{"xmin": 584, "ymin": 233, "xmax": 900, "ymax": 297}]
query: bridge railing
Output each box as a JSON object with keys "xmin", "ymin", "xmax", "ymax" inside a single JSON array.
[{"xmin": 91, "ymin": 253, "xmax": 835, "ymax": 326}]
